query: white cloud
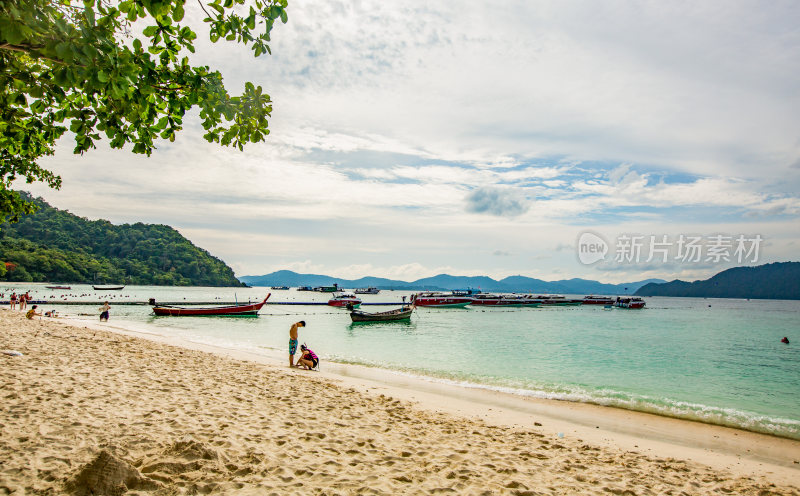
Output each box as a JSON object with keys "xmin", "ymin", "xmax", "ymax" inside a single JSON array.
[{"xmin": 23, "ymin": 0, "xmax": 800, "ymax": 283}]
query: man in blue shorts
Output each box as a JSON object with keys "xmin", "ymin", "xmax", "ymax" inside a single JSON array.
[{"xmin": 289, "ymin": 320, "xmax": 305, "ymax": 367}]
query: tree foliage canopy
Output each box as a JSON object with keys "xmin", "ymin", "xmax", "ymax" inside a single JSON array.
[
  {"xmin": 1, "ymin": 0, "xmax": 287, "ymax": 222},
  {"xmin": 1, "ymin": 192, "xmax": 245, "ymax": 285}
]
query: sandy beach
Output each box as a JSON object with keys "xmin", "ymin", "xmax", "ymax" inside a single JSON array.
[{"xmin": 2, "ymin": 309, "xmax": 798, "ymax": 495}]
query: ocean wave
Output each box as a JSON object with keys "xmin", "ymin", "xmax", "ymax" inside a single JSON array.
[{"xmin": 329, "ymin": 357, "xmax": 800, "ymax": 440}]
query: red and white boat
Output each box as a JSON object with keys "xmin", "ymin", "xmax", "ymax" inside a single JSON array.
[
  {"xmin": 536, "ymin": 295, "xmax": 583, "ymax": 306},
  {"xmin": 469, "ymin": 294, "xmax": 541, "ymax": 307},
  {"xmin": 583, "ymin": 295, "xmax": 615, "ymax": 305},
  {"xmin": 410, "ymin": 292, "xmax": 473, "ymax": 308},
  {"xmin": 615, "ymin": 297, "xmax": 646, "ymax": 309},
  {"xmin": 328, "ymin": 292, "xmax": 362, "ymax": 308}
]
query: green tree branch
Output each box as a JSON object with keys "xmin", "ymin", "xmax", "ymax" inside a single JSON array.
[{"xmin": 0, "ymin": 0, "xmax": 288, "ymax": 223}]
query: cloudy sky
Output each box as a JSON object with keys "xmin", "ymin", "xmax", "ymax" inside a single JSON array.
[{"xmin": 29, "ymin": 0, "xmax": 800, "ymax": 283}]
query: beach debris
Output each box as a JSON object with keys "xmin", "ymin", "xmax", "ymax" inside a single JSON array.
[
  {"xmin": 65, "ymin": 449, "xmax": 161, "ymax": 495},
  {"xmin": 2, "ymin": 350, "xmax": 23, "ymax": 356},
  {"xmin": 557, "ymin": 432, "xmax": 565, "ymax": 438}
]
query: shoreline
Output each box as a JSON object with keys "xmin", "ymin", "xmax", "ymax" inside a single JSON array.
[
  {"xmin": 64, "ymin": 313, "xmax": 800, "ymax": 444},
  {"xmin": 52, "ymin": 313, "xmax": 800, "ymax": 482},
  {"xmin": 3, "ymin": 310, "xmax": 799, "ymax": 493}
]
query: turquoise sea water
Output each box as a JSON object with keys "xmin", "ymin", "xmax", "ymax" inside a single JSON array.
[{"xmin": 11, "ymin": 284, "xmax": 800, "ymax": 439}]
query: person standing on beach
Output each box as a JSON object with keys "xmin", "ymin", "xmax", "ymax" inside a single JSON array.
[
  {"xmin": 289, "ymin": 321, "xmax": 305, "ymax": 367},
  {"xmin": 99, "ymin": 301, "xmax": 110, "ymax": 321},
  {"xmin": 9, "ymin": 292, "xmax": 16, "ymax": 310},
  {"xmin": 19, "ymin": 292, "xmax": 27, "ymax": 311}
]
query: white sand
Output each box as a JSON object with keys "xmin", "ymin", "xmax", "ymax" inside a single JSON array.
[{"xmin": 1, "ymin": 309, "xmax": 798, "ymax": 495}]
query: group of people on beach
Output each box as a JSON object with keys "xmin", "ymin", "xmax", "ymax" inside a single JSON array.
[
  {"xmin": 289, "ymin": 320, "xmax": 318, "ymax": 370},
  {"xmin": 8, "ymin": 291, "xmax": 31, "ymax": 310},
  {"xmin": 7, "ymin": 291, "xmax": 48, "ymax": 320},
  {"xmin": 8, "ymin": 291, "xmax": 109, "ymax": 321}
]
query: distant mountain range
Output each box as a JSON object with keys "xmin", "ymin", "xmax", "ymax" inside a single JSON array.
[
  {"xmin": 239, "ymin": 270, "xmax": 665, "ymax": 294},
  {"xmin": 635, "ymin": 262, "xmax": 800, "ymax": 300}
]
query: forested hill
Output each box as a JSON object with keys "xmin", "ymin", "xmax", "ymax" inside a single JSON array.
[
  {"xmin": 0, "ymin": 193, "xmax": 244, "ymax": 286},
  {"xmin": 634, "ymin": 262, "xmax": 800, "ymax": 300}
]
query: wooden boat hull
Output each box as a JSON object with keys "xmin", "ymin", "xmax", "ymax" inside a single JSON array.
[
  {"xmin": 153, "ymin": 294, "xmax": 270, "ymax": 316},
  {"xmin": 350, "ymin": 307, "xmax": 413, "ymax": 322},
  {"xmin": 93, "ymin": 285, "xmax": 124, "ymax": 290},
  {"xmin": 46, "ymin": 286, "xmax": 71, "ymax": 290}
]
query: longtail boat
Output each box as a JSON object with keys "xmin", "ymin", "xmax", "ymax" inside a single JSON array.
[
  {"xmin": 152, "ymin": 294, "xmax": 271, "ymax": 317},
  {"xmin": 46, "ymin": 285, "xmax": 72, "ymax": 290},
  {"xmin": 93, "ymin": 285, "xmax": 125, "ymax": 290},
  {"xmin": 350, "ymin": 305, "xmax": 414, "ymax": 322}
]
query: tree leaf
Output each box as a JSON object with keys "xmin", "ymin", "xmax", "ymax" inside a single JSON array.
[
  {"xmin": 172, "ymin": 2, "xmax": 185, "ymax": 22},
  {"xmin": 84, "ymin": 6, "xmax": 96, "ymax": 27}
]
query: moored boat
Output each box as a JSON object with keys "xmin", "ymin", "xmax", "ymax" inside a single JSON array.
[
  {"xmin": 271, "ymin": 286, "xmax": 290, "ymax": 290},
  {"xmin": 503, "ymin": 295, "xmax": 543, "ymax": 306},
  {"xmin": 615, "ymin": 297, "xmax": 646, "ymax": 309},
  {"xmin": 451, "ymin": 288, "xmax": 481, "ymax": 296},
  {"xmin": 469, "ymin": 294, "xmax": 540, "ymax": 306},
  {"xmin": 583, "ymin": 295, "xmax": 615, "ymax": 305},
  {"xmin": 410, "ymin": 292, "xmax": 473, "ymax": 308},
  {"xmin": 46, "ymin": 285, "xmax": 71, "ymax": 290},
  {"xmin": 536, "ymin": 295, "xmax": 583, "ymax": 306},
  {"xmin": 350, "ymin": 305, "xmax": 413, "ymax": 322},
  {"xmin": 328, "ymin": 292, "xmax": 361, "ymax": 308},
  {"xmin": 93, "ymin": 285, "xmax": 125, "ymax": 290},
  {"xmin": 152, "ymin": 294, "xmax": 271, "ymax": 316},
  {"xmin": 315, "ymin": 284, "xmax": 339, "ymax": 293},
  {"xmin": 297, "ymin": 286, "xmax": 314, "ymax": 291},
  {"xmin": 354, "ymin": 287, "xmax": 380, "ymax": 294}
]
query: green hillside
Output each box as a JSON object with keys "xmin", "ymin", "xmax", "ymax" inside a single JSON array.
[
  {"xmin": 0, "ymin": 193, "xmax": 244, "ymax": 286},
  {"xmin": 635, "ymin": 262, "xmax": 800, "ymax": 300}
]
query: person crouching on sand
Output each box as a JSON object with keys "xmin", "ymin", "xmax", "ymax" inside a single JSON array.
[
  {"xmin": 289, "ymin": 320, "xmax": 305, "ymax": 367},
  {"xmin": 296, "ymin": 344, "xmax": 318, "ymax": 370},
  {"xmin": 26, "ymin": 305, "xmax": 41, "ymax": 320},
  {"xmin": 99, "ymin": 301, "xmax": 110, "ymax": 321}
]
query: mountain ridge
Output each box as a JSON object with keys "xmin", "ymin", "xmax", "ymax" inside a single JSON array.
[
  {"xmin": 635, "ymin": 262, "xmax": 799, "ymax": 300},
  {"xmin": 239, "ymin": 271, "xmax": 665, "ymax": 294}
]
